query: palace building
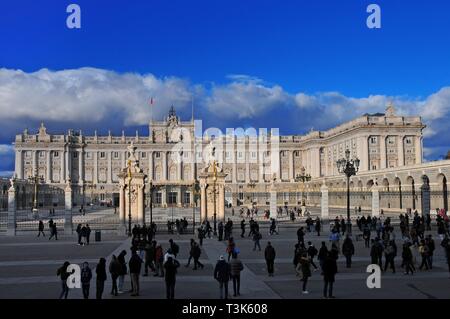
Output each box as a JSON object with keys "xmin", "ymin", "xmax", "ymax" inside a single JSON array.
[{"xmin": 10, "ymin": 104, "xmax": 434, "ymax": 213}]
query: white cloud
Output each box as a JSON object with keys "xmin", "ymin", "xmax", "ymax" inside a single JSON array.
[{"xmin": 0, "ymin": 144, "xmax": 14, "ymax": 155}]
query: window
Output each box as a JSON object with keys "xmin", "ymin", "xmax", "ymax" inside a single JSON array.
[
  {"xmin": 405, "ymin": 138, "xmax": 412, "ymax": 145},
  {"xmin": 39, "ymin": 152, "xmax": 44, "ymax": 158},
  {"xmin": 238, "ymin": 152, "xmax": 243, "ymax": 158},
  {"xmin": 225, "ymin": 151, "xmax": 230, "ymax": 159},
  {"xmin": 141, "ymin": 152, "xmax": 146, "ymax": 158},
  {"xmin": 251, "ymin": 151, "xmax": 256, "ymax": 158},
  {"xmin": 86, "ymin": 152, "xmax": 92, "ymax": 159},
  {"xmin": 372, "ymin": 165, "xmax": 377, "ymax": 170},
  {"xmin": 25, "ymin": 151, "xmax": 31, "ymax": 158},
  {"xmin": 155, "ymin": 192, "xmax": 162, "ymax": 204},
  {"xmin": 73, "ymin": 152, "xmax": 78, "ymax": 158},
  {"xmin": 155, "ymin": 152, "xmax": 160, "ymax": 158},
  {"xmin": 370, "ymin": 137, "xmax": 377, "ymax": 144},
  {"xmin": 184, "ymin": 192, "xmax": 191, "ymax": 204},
  {"xmin": 100, "ymin": 152, "xmax": 105, "ymax": 159},
  {"xmin": 53, "ymin": 151, "xmax": 59, "ymax": 158},
  {"xmin": 113, "ymin": 152, "xmax": 119, "ymax": 159},
  {"xmin": 168, "ymin": 192, "xmax": 177, "ymax": 205}
]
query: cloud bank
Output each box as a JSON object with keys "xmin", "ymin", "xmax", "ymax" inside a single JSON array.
[{"xmin": 0, "ymin": 67, "xmax": 450, "ymax": 175}]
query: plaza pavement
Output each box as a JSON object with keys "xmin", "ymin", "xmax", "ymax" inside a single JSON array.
[{"xmin": 0, "ymin": 220, "xmax": 449, "ymax": 299}]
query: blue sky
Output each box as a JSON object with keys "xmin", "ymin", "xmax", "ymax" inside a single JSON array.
[{"xmin": 1, "ymin": 0, "xmax": 450, "ymax": 175}]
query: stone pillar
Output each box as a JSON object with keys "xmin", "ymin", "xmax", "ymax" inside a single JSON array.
[
  {"xmin": 415, "ymin": 136, "xmax": 423, "ymax": 164},
  {"xmin": 380, "ymin": 136, "xmax": 387, "ymax": 169},
  {"xmin": 32, "ymin": 150, "xmax": 37, "ymax": 175},
  {"xmin": 65, "ymin": 149, "xmax": 71, "ymax": 181},
  {"xmin": 177, "ymin": 187, "xmax": 182, "ymax": 207},
  {"xmin": 64, "ymin": 183, "xmax": 73, "ymax": 234},
  {"xmin": 93, "ymin": 152, "xmax": 98, "ymax": 184},
  {"xmin": 397, "ymin": 136, "xmax": 404, "ymax": 166},
  {"xmin": 61, "ymin": 149, "xmax": 66, "ymax": 183},
  {"xmin": 161, "ymin": 187, "xmax": 167, "ymax": 208},
  {"xmin": 289, "ymin": 150, "xmax": 294, "ymax": 181},
  {"xmin": 321, "ymin": 183, "xmax": 329, "ymax": 219},
  {"xmin": 46, "ymin": 151, "xmax": 52, "ymax": 183},
  {"xmin": 137, "ymin": 185, "xmax": 144, "ymax": 225},
  {"xmin": 200, "ymin": 184, "xmax": 207, "ymax": 221},
  {"xmin": 372, "ymin": 186, "xmax": 380, "ymax": 217},
  {"xmin": 107, "ymin": 151, "xmax": 112, "ymax": 184},
  {"xmin": 15, "ymin": 150, "xmax": 23, "ymax": 179},
  {"xmin": 7, "ymin": 185, "xmax": 16, "ymax": 236},
  {"xmin": 119, "ymin": 185, "xmax": 125, "ymax": 223},
  {"xmin": 148, "ymin": 151, "xmax": 153, "ymax": 180},
  {"xmin": 218, "ymin": 185, "xmax": 225, "ymax": 221},
  {"xmin": 270, "ymin": 186, "xmax": 277, "ymax": 219},
  {"xmin": 78, "ymin": 150, "xmax": 84, "ymax": 183},
  {"xmin": 162, "ymin": 152, "xmax": 167, "ymax": 180}
]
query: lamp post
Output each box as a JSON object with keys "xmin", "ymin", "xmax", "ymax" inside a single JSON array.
[
  {"xmin": 28, "ymin": 169, "xmax": 43, "ymax": 211},
  {"xmin": 295, "ymin": 166, "xmax": 311, "ymax": 206},
  {"xmin": 127, "ymin": 160, "xmax": 132, "ymax": 237},
  {"xmin": 336, "ymin": 149, "xmax": 360, "ymax": 235}
]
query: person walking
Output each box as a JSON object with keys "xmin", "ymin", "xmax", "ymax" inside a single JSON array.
[
  {"xmin": 240, "ymin": 219, "xmax": 246, "ymax": 238},
  {"xmin": 81, "ymin": 224, "xmax": 88, "ymax": 246},
  {"xmin": 322, "ymin": 252, "xmax": 337, "ymax": 299},
  {"xmin": 229, "ymin": 252, "xmax": 244, "ymax": 297},
  {"xmin": 363, "ymin": 224, "xmax": 371, "ymax": 248},
  {"xmin": 185, "ymin": 239, "xmax": 195, "ymax": 268},
  {"xmin": 49, "ymin": 223, "xmax": 58, "ymax": 240},
  {"xmin": 317, "ymin": 242, "xmax": 328, "ymax": 273},
  {"xmin": 95, "ymin": 258, "xmax": 107, "ymax": 299},
  {"xmin": 164, "ymin": 256, "xmax": 180, "ymax": 299},
  {"xmin": 384, "ymin": 240, "xmax": 397, "ymax": 273},
  {"xmin": 76, "ymin": 224, "xmax": 82, "ymax": 245},
  {"xmin": 117, "ymin": 250, "xmax": 127, "ymax": 293},
  {"xmin": 109, "ymin": 255, "xmax": 121, "ymax": 296},
  {"xmin": 297, "ymin": 253, "xmax": 312, "ymax": 294},
  {"xmin": 143, "ymin": 241, "xmax": 156, "ymax": 276},
  {"xmin": 264, "ymin": 242, "xmax": 276, "ymax": 277},
  {"xmin": 80, "ymin": 262, "xmax": 92, "ymax": 299},
  {"xmin": 129, "ymin": 249, "xmax": 143, "ymax": 296},
  {"xmin": 342, "ymin": 235, "xmax": 355, "ymax": 268},
  {"xmin": 297, "ymin": 227, "xmax": 305, "ymax": 244},
  {"xmin": 192, "ymin": 242, "xmax": 204, "ymax": 270},
  {"xmin": 418, "ymin": 240, "xmax": 430, "ymax": 270},
  {"xmin": 37, "ymin": 220, "xmax": 45, "ymax": 237},
  {"xmin": 402, "ymin": 243, "xmax": 415, "ymax": 275},
  {"xmin": 315, "ymin": 218, "xmax": 321, "ymax": 236},
  {"xmin": 306, "ymin": 242, "xmax": 318, "ymax": 271},
  {"xmin": 198, "ymin": 227, "xmax": 205, "ymax": 246},
  {"xmin": 214, "ymin": 256, "xmax": 231, "ymax": 299},
  {"xmin": 426, "ymin": 235, "xmax": 435, "ymax": 269},
  {"xmin": 218, "ymin": 221, "xmax": 224, "ymax": 241},
  {"xmin": 226, "ymin": 237, "xmax": 236, "ymax": 261},
  {"xmin": 253, "ymin": 230, "xmax": 262, "ymax": 251},
  {"xmin": 57, "ymin": 261, "xmax": 70, "ymax": 299},
  {"xmin": 85, "ymin": 224, "xmax": 91, "ymax": 245},
  {"xmin": 169, "ymin": 239, "xmax": 180, "ymax": 258},
  {"xmin": 154, "ymin": 244, "xmax": 164, "ymax": 277}
]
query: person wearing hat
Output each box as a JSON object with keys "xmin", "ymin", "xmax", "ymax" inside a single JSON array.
[{"xmin": 214, "ymin": 255, "xmax": 231, "ymax": 299}]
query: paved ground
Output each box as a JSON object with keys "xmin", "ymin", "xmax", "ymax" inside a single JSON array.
[{"xmin": 0, "ymin": 218, "xmax": 449, "ymax": 299}]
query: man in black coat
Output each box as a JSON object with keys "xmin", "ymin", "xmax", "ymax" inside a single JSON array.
[
  {"xmin": 322, "ymin": 252, "xmax": 338, "ymax": 298},
  {"xmin": 218, "ymin": 222, "xmax": 224, "ymax": 241},
  {"xmin": 129, "ymin": 250, "xmax": 142, "ymax": 296},
  {"xmin": 264, "ymin": 242, "xmax": 276, "ymax": 276},
  {"xmin": 164, "ymin": 256, "xmax": 180, "ymax": 299},
  {"xmin": 214, "ymin": 256, "xmax": 231, "ymax": 299}
]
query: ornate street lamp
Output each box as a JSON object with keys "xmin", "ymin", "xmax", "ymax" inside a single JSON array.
[
  {"xmin": 336, "ymin": 149, "xmax": 360, "ymax": 235},
  {"xmin": 295, "ymin": 166, "xmax": 311, "ymax": 206},
  {"xmin": 127, "ymin": 160, "xmax": 132, "ymax": 237},
  {"xmin": 28, "ymin": 169, "xmax": 44, "ymax": 211}
]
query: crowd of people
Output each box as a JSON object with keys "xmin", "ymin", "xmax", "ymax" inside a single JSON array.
[{"xmin": 53, "ymin": 206, "xmax": 450, "ymax": 299}]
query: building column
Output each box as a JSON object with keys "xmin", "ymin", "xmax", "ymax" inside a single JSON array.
[
  {"xmin": 232, "ymin": 158, "xmax": 237, "ymax": 183},
  {"xmin": 161, "ymin": 187, "xmax": 167, "ymax": 207},
  {"xmin": 93, "ymin": 152, "xmax": 98, "ymax": 184},
  {"xmin": 289, "ymin": 150, "xmax": 294, "ymax": 181},
  {"xmin": 380, "ymin": 136, "xmax": 387, "ymax": 169},
  {"xmin": 415, "ymin": 136, "xmax": 423, "ymax": 164},
  {"xmin": 245, "ymin": 155, "xmax": 250, "ymax": 182},
  {"xmin": 64, "ymin": 183, "xmax": 73, "ymax": 234},
  {"xmin": 45, "ymin": 151, "xmax": 51, "ymax": 183},
  {"xmin": 178, "ymin": 156, "xmax": 183, "ymax": 181},
  {"xmin": 148, "ymin": 151, "xmax": 153, "ymax": 180},
  {"xmin": 177, "ymin": 187, "xmax": 182, "ymax": 207},
  {"xmin": 15, "ymin": 150, "xmax": 23, "ymax": 179},
  {"xmin": 65, "ymin": 149, "xmax": 71, "ymax": 181},
  {"xmin": 397, "ymin": 135, "xmax": 405, "ymax": 166},
  {"xmin": 61, "ymin": 149, "xmax": 66, "ymax": 183},
  {"xmin": 218, "ymin": 184, "xmax": 225, "ymax": 221},
  {"xmin": 32, "ymin": 150, "xmax": 37, "ymax": 175},
  {"xmin": 107, "ymin": 151, "xmax": 112, "ymax": 184},
  {"xmin": 162, "ymin": 152, "xmax": 167, "ymax": 180},
  {"xmin": 358, "ymin": 136, "xmax": 369, "ymax": 172},
  {"xmin": 119, "ymin": 185, "xmax": 125, "ymax": 223},
  {"xmin": 78, "ymin": 150, "xmax": 84, "ymax": 183}
]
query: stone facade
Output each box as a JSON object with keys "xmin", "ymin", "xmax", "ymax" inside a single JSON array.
[{"xmin": 12, "ymin": 105, "xmax": 429, "ymax": 211}]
